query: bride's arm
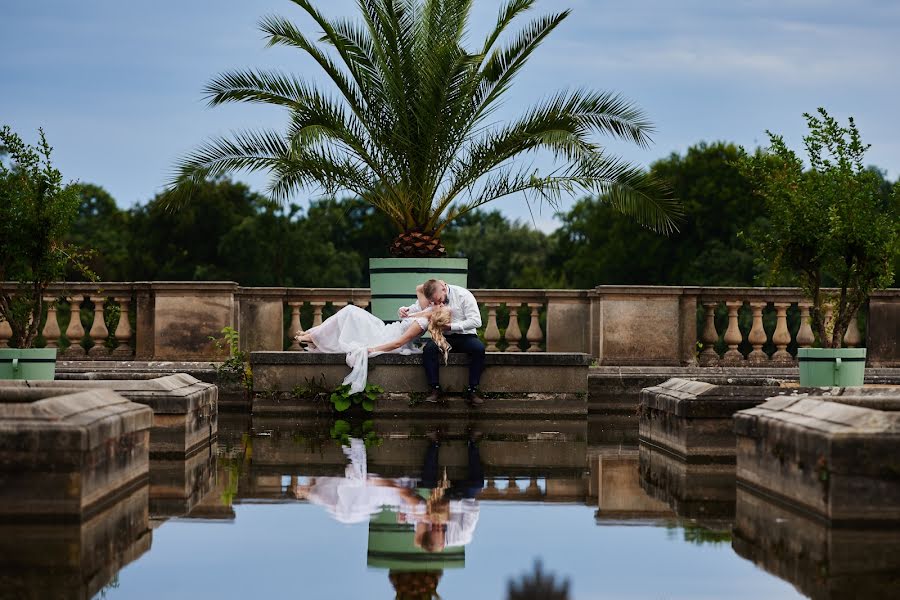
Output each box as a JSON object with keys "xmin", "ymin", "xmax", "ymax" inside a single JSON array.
[{"xmin": 368, "ymin": 321, "xmax": 424, "ymax": 353}]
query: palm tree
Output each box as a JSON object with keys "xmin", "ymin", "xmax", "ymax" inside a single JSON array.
[{"xmin": 171, "ymin": 0, "xmax": 679, "ymax": 257}]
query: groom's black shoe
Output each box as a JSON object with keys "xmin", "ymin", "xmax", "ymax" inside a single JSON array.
[
  {"xmin": 424, "ymin": 387, "xmax": 445, "ymax": 404},
  {"xmin": 466, "ymin": 387, "xmax": 485, "ymax": 407}
]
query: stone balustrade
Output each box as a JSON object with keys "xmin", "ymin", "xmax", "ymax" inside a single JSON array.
[{"xmin": 2, "ymin": 282, "xmax": 898, "ymax": 367}]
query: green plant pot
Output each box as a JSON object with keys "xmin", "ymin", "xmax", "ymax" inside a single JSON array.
[
  {"xmin": 369, "ymin": 258, "xmax": 468, "ymax": 322},
  {"xmin": 366, "ymin": 508, "xmax": 465, "ymax": 571},
  {"xmin": 797, "ymin": 347, "xmax": 866, "ymax": 387},
  {"xmin": 0, "ymin": 348, "xmax": 58, "ymax": 380}
]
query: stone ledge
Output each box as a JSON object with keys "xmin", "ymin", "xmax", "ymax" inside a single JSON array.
[{"xmin": 251, "ymin": 351, "xmax": 592, "ymax": 367}]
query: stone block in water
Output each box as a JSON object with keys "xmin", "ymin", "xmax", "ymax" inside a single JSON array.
[{"xmin": 0, "ymin": 389, "xmax": 151, "ymax": 520}]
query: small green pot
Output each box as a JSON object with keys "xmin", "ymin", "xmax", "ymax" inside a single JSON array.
[
  {"xmin": 0, "ymin": 348, "xmax": 58, "ymax": 380},
  {"xmin": 797, "ymin": 347, "xmax": 866, "ymax": 387}
]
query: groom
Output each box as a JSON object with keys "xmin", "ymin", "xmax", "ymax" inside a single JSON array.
[{"xmin": 398, "ymin": 279, "xmax": 486, "ymax": 406}]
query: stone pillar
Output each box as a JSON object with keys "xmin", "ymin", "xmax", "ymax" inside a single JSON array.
[
  {"xmin": 149, "ymin": 282, "xmax": 238, "ymax": 360},
  {"xmin": 525, "ymin": 303, "xmax": 543, "ymax": 352},
  {"xmin": 113, "ymin": 296, "xmax": 133, "ymax": 357},
  {"xmin": 722, "ymin": 300, "xmax": 744, "ymax": 363},
  {"xmin": 867, "ymin": 294, "xmax": 900, "ymax": 367},
  {"xmin": 310, "ymin": 302, "xmax": 326, "ymax": 328},
  {"xmin": 238, "ymin": 288, "xmax": 285, "ymax": 353},
  {"xmin": 287, "ymin": 302, "xmax": 303, "ymax": 351},
  {"xmin": 504, "ymin": 303, "xmax": 523, "ymax": 352},
  {"xmin": 87, "ymin": 296, "xmax": 110, "ymax": 358},
  {"xmin": 679, "ymin": 292, "xmax": 699, "ymax": 367},
  {"xmin": 63, "ymin": 296, "xmax": 86, "ymax": 357},
  {"xmin": 41, "ymin": 297, "xmax": 62, "ymax": 348},
  {"xmin": 545, "ymin": 291, "xmax": 590, "ymax": 353},
  {"xmin": 594, "ymin": 287, "xmax": 688, "ymax": 366},
  {"xmin": 771, "ymin": 302, "xmax": 792, "ymax": 363},
  {"xmin": 133, "ymin": 283, "xmax": 154, "ymax": 360},
  {"xmin": 699, "ymin": 301, "xmax": 720, "ymax": 366},
  {"xmin": 747, "ymin": 301, "xmax": 768, "ymax": 363},
  {"xmin": 483, "ymin": 303, "xmax": 501, "ymax": 352},
  {"xmin": 795, "ymin": 302, "xmax": 815, "ymax": 349}
]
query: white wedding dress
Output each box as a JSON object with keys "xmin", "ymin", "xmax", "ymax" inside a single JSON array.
[{"xmin": 304, "ymin": 305, "xmax": 428, "ymax": 394}]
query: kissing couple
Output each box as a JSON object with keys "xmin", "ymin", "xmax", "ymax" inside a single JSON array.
[{"xmin": 294, "ymin": 279, "xmax": 486, "ymax": 406}]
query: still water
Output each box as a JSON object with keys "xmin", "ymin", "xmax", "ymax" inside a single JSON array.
[{"xmin": 4, "ymin": 415, "xmax": 836, "ymax": 599}]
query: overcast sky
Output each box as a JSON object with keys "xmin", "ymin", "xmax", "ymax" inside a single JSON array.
[{"xmin": 4, "ymin": 0, "xmax": 898, "ymax": 230}]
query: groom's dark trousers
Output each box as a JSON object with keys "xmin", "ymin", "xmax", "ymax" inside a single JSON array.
[{"xmin": 423, "ymin": 333, "xmax": 485, "ymax": 389}]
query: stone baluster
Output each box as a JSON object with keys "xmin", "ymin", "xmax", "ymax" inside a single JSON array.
[
  {"xmin": 311, "ymin": 302, "xmax": 326, "ymax": 327},
  {"xmin": 352, "ymin": 299, "xmax": 369, "ymax": 310},
  {"xmin": 0, "ymin": 318, "xmax": 10, "ymax": 348},
  {"xmin": 63, "ymin": 296, "xmax": 86, "ymax": 357},
  {"xmin": 795, "ymin": 302, "xmax": 815, "ymax": 349},
  {"xmin": 525, "ymin": 303, "xmax": 543, "ymax": 352},
  {"xmin": 41, "ymin": 297, "xmax": 62, "ymax": 348},
  {"xmin": 88, "ymin": 296, "xmax": 110, "ymax": 358},
  {"xmin": 112, "ymin": 296, "xmax": 133, "ymax": 357},
  {"xmin": 843, "ymin": 311, "xmax": 862, "ymax": 348},
  {"xmin": 483, "ymin": 303, "xmax": 501, "ymax": 352},
  {"xmin": 722, "ymin": 301, "xmax": 744, "ymax": 363},
  {"xmin": 505, "ymin": 477, "xmax": 519, "ymax": 496},
  {"xmin": 747, "ymin": 301, "xmax": 768, "ymax": 363},
  {"xmin": 504, "ymin": 303, "xmax": 523, "ymax": 352},
  {"xmin": 771, "ymin": 302, "xmax": 792, "ymax": 363},
  {"xmin": 699, "ymin": 301, "xmax": 720, "ymax": 365},
  {"xmin": 525, "ymin": 477, "xmax": 542, "ymax": 497},
  {"xmin": 822, "ymin": 304, "xmax": 835, "ymax": 347},
  {"xmin": 480, "ymin": 477, "xmax": 500, "ymax": 499},
  {"xmin": 287, "ymin": 302, "xmax": 303, "ymax": 350}
]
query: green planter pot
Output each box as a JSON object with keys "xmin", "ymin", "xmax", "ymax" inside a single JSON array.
[
  {"xmin": 366, "ymin": 508, "xmax": 465, "ymax": 571},
  {"xmin": 0, "ymin": 348, "xmax": 58, "ymax": 380},
  {"xmin": 797, "ymin": 348, "xmax": 866, "ymax": 387},
  {"xmin": 369, "ymin": 258, "xmax": 468, "ymax": 322}
]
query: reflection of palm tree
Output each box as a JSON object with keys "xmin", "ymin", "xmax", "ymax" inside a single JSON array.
[
  {"xmin": 389, "ymin": 570, "xmax": 443, "ymax": 600},
  {"xmin": 171, "ymin": 0, "xmax": 680, "ymax": 257},
  {"xmin": 507, "ymin": 560, "xmax": 570, "ymax": 600}
]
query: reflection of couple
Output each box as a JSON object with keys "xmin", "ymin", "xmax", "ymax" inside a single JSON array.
[
  {"xmin": 295, "ymin": 279, "xmax": 486, "ymax": 405},
  {"xmin": 293, "ymin": 433, "xmax": 483, "ymax": 554}
]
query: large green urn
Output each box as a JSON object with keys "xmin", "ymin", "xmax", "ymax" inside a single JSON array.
[
  {"xmin": 797, "ymin": 348, "xmax": 866, "ymax": 387},
  {"xmin": 0, "ymin": 348, "xmax": 58, "ymax": 380},
  {"xmin": 369, "ymin": 258, "xmax": 468, "ymax": 322},
  {"xmin": 366, "ymin": 508, "xmax": 465, "ymax": 571}
]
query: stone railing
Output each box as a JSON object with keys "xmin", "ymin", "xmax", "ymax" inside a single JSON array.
[{"xmin": 3, "ymin": 282, "xmax": 898, "ymax": 367}]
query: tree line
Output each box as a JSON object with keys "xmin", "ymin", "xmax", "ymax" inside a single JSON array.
[{"xmin": 67, "ymin": 141, "xmax": 898, "ymax": 289}]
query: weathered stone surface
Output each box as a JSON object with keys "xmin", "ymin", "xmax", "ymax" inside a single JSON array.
[
  {"xmin": 150, "ymin": 282, "xmax": 237, "ymax": 360},
  {"xmin": 0, "ymin": 374, "xmax": 218, "ymax": 457},
  {"xmin": 237, "ymin": 289, "xmax": 285, "ymax": 353},
  {"xmin": 638, "ymin": 442, "xmax": 736, "ymax": 519},
  {"xmin": 149, "ymin": 441, "xmax": 217, "ymax": 517},
  {"xmin": 732, "ymin": 486, "xmax": 900, "ymax": 599},
  {"xmin": 250, "ymin": 353, "xmax": 591, "ymax": 413},
  {"xmin": 638, "ymin": 378, "xmax": 798, "ymax": 459},
  {"xmin": 595, "ymin": 289, "xmax": 686, "ymax": 366},
  {"xmin": 867, "ymin": 293, "xmax": 900, "ymax": 367},
  {"xmin": 591, "ymin": 450, "xmax": 674, "ymax": 523},
  {"xmin": 735, "ymin": 391, "xmax": 900, "ymax": 522},
  {"xmin": 545, "ymin": 293, "xmax": 591, "ymax": 353},
  {"xmin": 0, "ymin": 389, "xmax": 151, "ymax": 520},
  {"xmin": 0, "ymin": 484, "xmax": 151, "ymax": 600}
]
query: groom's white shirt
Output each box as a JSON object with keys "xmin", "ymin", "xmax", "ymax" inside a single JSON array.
[{"xmin": 404, "ymin": 284, "xmax": 481, "ymax": 335}]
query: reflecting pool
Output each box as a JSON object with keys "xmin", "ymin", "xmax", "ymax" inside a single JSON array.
[{"xmin": 2, "ymin": 414, "xmax": 864, "ymax": 599}]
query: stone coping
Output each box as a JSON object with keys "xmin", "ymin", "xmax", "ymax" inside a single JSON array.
[
  {"xmin": 250, "ymin": 351, "xmax": 592, "ymax": 367},
  {"xmin": 640, "ymin": 378, "xmax": 804, "ymax": 418},
  {"xmin": 736, "ymin": 395, "xmax": 900, "ymax": 439},
  {"xmin": 0, "ymin": 374, "xmax": 216, "ymax": 414},
  {"xmin": 0, "ymin": 389, "xmax": 152, "ymax": 451}
]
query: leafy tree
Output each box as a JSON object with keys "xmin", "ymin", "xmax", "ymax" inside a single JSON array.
[
  {"xmin": 738, "ymin": 108, "xmax": 899, "ymax": 347},
  {"xmin": 171, "ymin": 0, "xmax": 678, "ymax": 258},
  {"xmin": 66, "ymin": 183, "xmax": 131, "ymax": 281},
  {"xmin": 551, "ymin": 142, "xmax": 764, "ymax": 287},
  {"xmin": 0, "ymin": 126, "xmax": 90, "ymax": 347}
]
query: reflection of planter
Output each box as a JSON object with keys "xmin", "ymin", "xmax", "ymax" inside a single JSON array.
[
  {"xmin": 369, "ymin": 258, "xmax": 468, "ymax": 322},
  {"xmin": 797, "ymin": 348, "xmax": 866, "ymax": 387},
  {"xmin": 367, "ymin": 508, "xmax": 465, "ymax": 571},
  {"xmin": 0, "ymin": 348, "xmax": 57, "ymax": 380}
]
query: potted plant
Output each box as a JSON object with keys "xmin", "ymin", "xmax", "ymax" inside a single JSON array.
[
  {"xmin": 0, "ymin": 126, "xmax": 90, "ymax": 380},
  {"xmin": 169, "ymin": 0, "xmax": 680, "ymax": 319},
  {"xmin": 738, "ymin": 108, "xmax": 899, "ymax": 386}
]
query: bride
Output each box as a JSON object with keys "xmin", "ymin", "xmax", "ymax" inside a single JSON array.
[{"xmin": 294, "ymin": 290, "xmax": 451, "ymax": 394}]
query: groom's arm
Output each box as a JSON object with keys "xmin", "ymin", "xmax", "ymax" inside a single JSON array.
[
  {"xmin": 398, "ymin": 284, "xmax": 427, "ymax": 318},
  {"xmin": 450, "ymin": 288, "xmax": 482, "ymax": 333}
]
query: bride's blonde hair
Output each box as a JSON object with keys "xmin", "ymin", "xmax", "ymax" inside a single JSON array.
[{"xmin": 428, "ymin": 306, "xmax": 452, "ymax": 365}]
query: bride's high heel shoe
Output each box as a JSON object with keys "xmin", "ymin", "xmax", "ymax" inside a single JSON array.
[{"xmin": 294, "ymin": 330, "xmax": 316, "ymax": 351}]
